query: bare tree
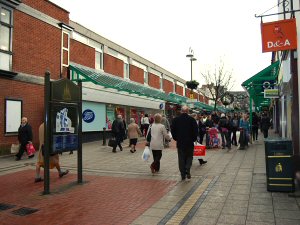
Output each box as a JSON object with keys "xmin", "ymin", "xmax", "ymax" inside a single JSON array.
[{"xmin": 198, "ymin": 59, "xmax": 235, "ymax": 111}]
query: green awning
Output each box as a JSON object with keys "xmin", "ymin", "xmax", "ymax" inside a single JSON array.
[
  {"xmin": 194, "ymin": 102, "xmax": 214, "ymax": 111},
  {"xmin": 242, "ymin": 61, "xmax": 280, "ymax": 110},
  {"xmin": 69, "ymin": 63, "xmax": 168, "ymax": 100},
  {"xmin": 167, "ymin": 93, "xmax": 188, "ymax": 104}
]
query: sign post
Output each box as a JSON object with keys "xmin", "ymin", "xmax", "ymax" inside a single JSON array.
[{"xmin": 44, "ymin": 72, "xmax": 82, "ymax": 194}]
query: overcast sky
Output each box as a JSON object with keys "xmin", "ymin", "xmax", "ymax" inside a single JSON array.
[{"xmin": 50, "ymin": 0, "xmax": 278, "ymax": 91}]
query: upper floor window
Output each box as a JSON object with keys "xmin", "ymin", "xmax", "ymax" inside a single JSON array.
[
  {"xmin": 124, "ymin": 63, "xmax": 129, "ymax": 79},
  {"xmin": 0, "ymin": 5, "xmax": 13, "ymax": 71},
  {"xmin": 144, "ymin": 70, "xmax": 148, "ymax": 84},
  {"xmin": 95, "ymin": 51, "xmax": 103, "ymax": 70},
  {"xmin": 160, "ymin": 74, "xmax": 163, "ymax": 90}
]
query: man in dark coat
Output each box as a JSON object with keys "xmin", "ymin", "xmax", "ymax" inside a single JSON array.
[
  {"xmin": 111, "ymin": 115, "xmax": 125, "ymax": 152},
  {"xmin": 260, "ymin": 113, "xmax": 271, "ymax": 138},
  {"xmin": 171, "ymin": 106, "xmax": 198, "ymax": 181},
  {"xmin": 16, "ymin": 117, "xmax": 33, "ymax": 160}
]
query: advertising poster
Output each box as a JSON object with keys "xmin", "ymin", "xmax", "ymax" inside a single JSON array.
[
  {"xmin": 106, "ymin": 109, "xmax": 115, "ymax": 130},
  {"xmin": 82, "ymin": 101, "xmax": 106, "ymax": 132},
  {"xmin": 51, "ymin": 104, "xmax": 78, "ymax": 153}
]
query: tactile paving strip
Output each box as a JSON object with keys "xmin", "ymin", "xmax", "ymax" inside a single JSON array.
[{"xmin": 158, "ymin": 176, "xmax": 219, "ymax": 225}]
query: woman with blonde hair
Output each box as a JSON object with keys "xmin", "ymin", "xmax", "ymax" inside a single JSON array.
[
  {"xmin": 147, "ymin": 113, "xmax": 171, "ymax": 173},
  {"xmin": 127, "ymin": 118, "xmax": 142, "ymax": 153}
]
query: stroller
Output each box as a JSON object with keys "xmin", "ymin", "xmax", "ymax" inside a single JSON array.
[{"xmin": 207, "ymin": 127, "xmax": 220, "ymax": 148}]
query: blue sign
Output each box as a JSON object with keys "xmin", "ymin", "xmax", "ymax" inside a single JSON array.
[
  {"xmin": 82, "ymin": 109, "xmax": 95, "ymax": 123},
  {"xmin": 53, "ymin": 134, "xmax": 78, "ymax": 153},
  {"xmin": 159, "ymin": 103, "xmax": 164, "ymax": 110}
]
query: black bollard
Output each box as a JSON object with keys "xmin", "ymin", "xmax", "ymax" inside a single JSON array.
[{"xmin": 103, "ymin": 127, "xmax": 107, "ymax": 146}]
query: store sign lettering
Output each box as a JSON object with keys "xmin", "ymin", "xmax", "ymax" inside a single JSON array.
[
  {"xmin": 267, "ymin": 39, "xmax": 291, "ymax": 49},
  {"xmin": 82, "ymin": 109, "xmax": 95, "ymax": 123}
]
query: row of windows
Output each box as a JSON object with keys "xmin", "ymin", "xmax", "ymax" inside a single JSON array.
[{"xmin": 0, "ymin": 5, "xmax": 184, "ymax": 94}]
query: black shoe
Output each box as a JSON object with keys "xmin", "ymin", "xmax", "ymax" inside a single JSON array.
[
  {"xmin": 112, "ymin": 149, "xmax": 116, "ymax": 153},
  {"xmin": 15, "ymin": 157, "xmax": 21, "ymax": 161},
  {"xmin": 120, "ymin": 147, "xmax": 123, "ymax": 151},
  {"xmin": 34, "ymin": 177, "xmax": 43, "ymax": 183},
  {"xmin": 181, "ymin": 177, "xmax": 186, "ymax": 181},
  {"xmin": 198, "ymin": 159, "xmax": 207, "ymax": 165},
  {"xmin": 187, "ymin": 174, "xmax": 191, "ymax": 179},
  {"xmin": 69, "ymin": 151, "xmax": 73, "ymax": 154},
  {"xmin": 28, "ymin": 155, "xmax": 34, "ymax": 158},
  {"xmin": 59, "ymin": 170, "xmax": 69, "ymax": 178}
]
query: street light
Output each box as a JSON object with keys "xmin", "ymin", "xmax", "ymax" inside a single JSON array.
[{"xmin": 186, "ymin": 47, "xmax": 197, "ymax": 81}]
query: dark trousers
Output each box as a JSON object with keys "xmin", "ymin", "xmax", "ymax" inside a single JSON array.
[
  {"xmin": 252, "ymin": 126, "xmax": 258, "ymax": 140},
  {"xmin": 16, "ymin": 143, "xmax": 27, "ymax": 159},
  {"xmin": 199, "ymin": 133, "xmax": 205, "ymax": 144},
  {"xmin": 262, "ymin": 129, "xmax": 269, "ymax": 138},
  {"xmin": 231, "ymin": 129, "xmax": 238, "ymax": 145},
  {"xmin": 177, "ymin": 147, "xmax": 193, "ymax": 179},
  {"xmin": 113, "ymin": 135, "xmax": 123, "ymax": 150},
  {"xmin": 143, "ymin": 124, "xmax": 150, "ymax": 137},
  {"xmin": 151, "ymin": 150, "xmax": 162, "ymax": 172},
  {"xmin": 221, "ymin": 132, "xmax": 231, "ymax": 148}
]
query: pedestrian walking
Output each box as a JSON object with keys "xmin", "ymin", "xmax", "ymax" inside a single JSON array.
[
  {"xmin": 127, "ymin": 118, "xmax": 142, "ymax": 153},
  {"xmin": 147, "ymin": 114, "xmax": 171, "ymax": 173},
  {"xmin": 260, "ymin": 113, "xmax": 271, "ymax": 138},
  {"xmin": 219, "ymin": 113, "xmax": 231, "ymax": 150},
  {"xmin": 231, "ymin": 113, "xmax": 239, "ymax": 146},
  {"xmin": 34, "ymin": 123, "xmax": 69, "ymax": 182},
  {"xmin": 252, "ymin": 112, "xmax": 260, "ymax": 141},
  {"xmin": 111, "ymin": 115, "xmax": 125, "ymax": 153},
  {"xmin": 239, "ymin": 113, "xmax": 250, "ymax": 147},
  {"xmin": 171, "ymin": 106, "xmax": 198, "ymax": 181},
  {"xmin": 141, "ymin": 114, "xmax": 150, "ymax": 137},
  {"xmin": 16, "ymin": 117, "xmax": 33, "ymax": 161}
]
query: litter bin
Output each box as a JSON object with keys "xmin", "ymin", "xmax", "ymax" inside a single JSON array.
[{"xmin": 265, "ymin": 138, "xmax": 295, "ymax": 192}]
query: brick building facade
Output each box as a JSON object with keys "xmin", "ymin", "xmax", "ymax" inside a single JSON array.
[{"xmin": 0, "ymin": 0, "xmax": 207, "ymax": 154}]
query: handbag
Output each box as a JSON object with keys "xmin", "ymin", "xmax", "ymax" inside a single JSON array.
[
  {"xmin": 108, "ymin": 138, "xmax": 116, "ymax": 147},
  {"xmin": 26, "ymin": 143, "xmax": 36, "ymax": 157},
  {"xmin": 194, "ymin": 142, "xmax": 206, "ymax": 156}
]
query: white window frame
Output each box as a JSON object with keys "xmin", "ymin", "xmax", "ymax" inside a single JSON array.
[
  {"xmin": 61, "ymin": 30, "xmax": 70, "ymax": 72},
  {"xmin": 160, "ymin": 74, "xmax": 163, "ymax": 90},
  {"xmin": 144, "ymin": 70, "xmax": 148, "ymax": 85},
  {"xmin": 95, "ymin": 50, "xmax": 103, "ymax": 71},
  {"xmin": 124, "ymin": 62, "xmax": 129, "ymax": 79},
  {"xmin": 0, "ymin": 4, "xmax": 13, "ymax": 71}
]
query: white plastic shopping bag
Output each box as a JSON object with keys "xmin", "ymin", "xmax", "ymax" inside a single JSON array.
[
  {"xmin": 142, "ymin": 146, "xmax": 151, "ymax": 162},
  {"xmin": 10, "ymin": 144, "xmax": 20, "ymax": 154}
]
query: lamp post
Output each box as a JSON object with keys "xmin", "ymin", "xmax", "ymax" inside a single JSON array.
[{"xmin": 186, "ymin": 47, "xmax": 197, "ymax": 81}]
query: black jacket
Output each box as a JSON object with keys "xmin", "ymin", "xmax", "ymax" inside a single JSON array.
[
  {"xmin": 112, "ymin": 119, "xmax": 125, "ymax": 137},
  {"xmin": 171, "ymin": 113, "xmax": 198, "ymax": 149},
  {"xmin": 18, "ymin": 123, "xmax": 33, "ymax": 144}
]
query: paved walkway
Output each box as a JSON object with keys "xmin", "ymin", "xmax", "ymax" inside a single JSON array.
[{"xmin": 0, "ymin": 132, "xmax": 299, "ymax": 225}]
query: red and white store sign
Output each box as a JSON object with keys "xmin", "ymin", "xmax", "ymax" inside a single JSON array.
[{"xmin": 261, "ymin": 18, "xmax": 297, "ymax": 52}]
